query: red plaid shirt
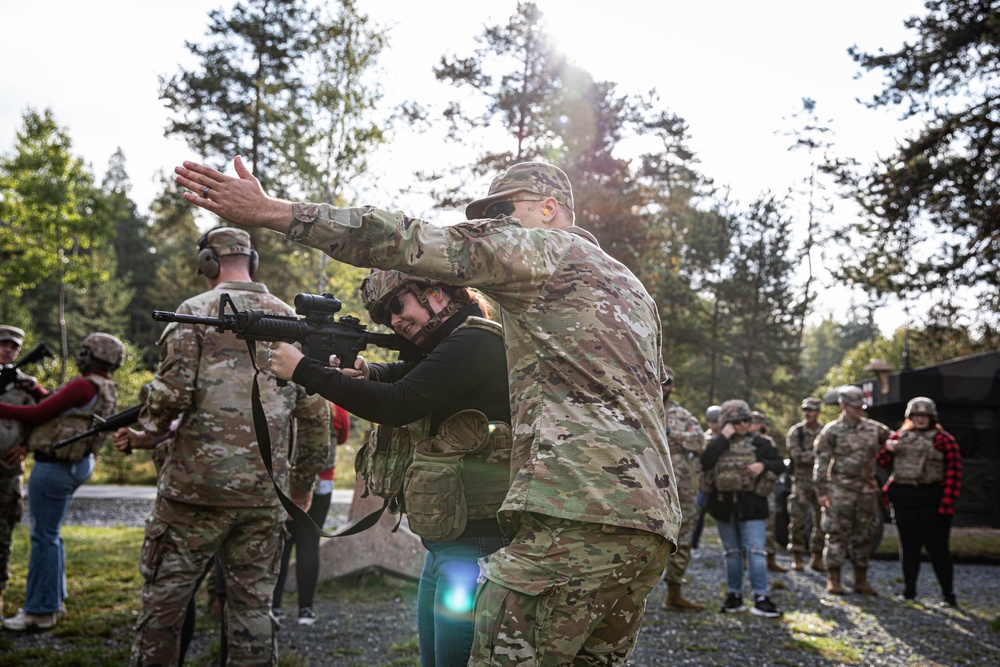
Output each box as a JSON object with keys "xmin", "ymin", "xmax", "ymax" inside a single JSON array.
[{"xmin": 878, "ymin": 429, "xmax": 962, "ymax": 515}]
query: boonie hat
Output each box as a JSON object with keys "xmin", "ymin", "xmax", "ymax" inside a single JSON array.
[
  {"xmin": 749, "ymin": 410, "xmax": 767, "ymax": 423},
  {"xmin": 0, "ymin": 326, "xmax": 24, "ymax": 346},
  {"xmin": 465, "ymin": 162, "xmax": 575, "ymax": 220}
]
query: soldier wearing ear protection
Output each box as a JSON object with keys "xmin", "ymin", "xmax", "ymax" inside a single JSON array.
[
  {"xmin": 197, "ymin": 227, "xmax": 259, "ymax": 279},
  {"xmin": 126, "ymin": 225, "xmax": 330, "ymax": 665}
]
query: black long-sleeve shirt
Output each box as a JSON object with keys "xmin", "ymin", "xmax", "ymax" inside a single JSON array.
[{"xmin": 292, "ymin": 304, "xmax": 511, "ymax": 436}]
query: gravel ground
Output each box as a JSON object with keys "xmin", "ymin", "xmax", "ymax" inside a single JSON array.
[{"xmin": 15, "ymin": 492, "xmax": 1000, "ymax": 666}]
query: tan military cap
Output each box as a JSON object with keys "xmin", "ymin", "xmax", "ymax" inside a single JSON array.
[{"xmin": 0, "ymin": 326, "xmax": 24, "ymax": 345}]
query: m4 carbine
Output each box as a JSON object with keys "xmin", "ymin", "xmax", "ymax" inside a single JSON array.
[
  {"xmin": 152, "ymin": 292, "xmax": 422, "ymax": 373},
  {"xmin": 52, "ymin": 404, "xmax": 143, "ymax": 452},
  {"xmin": 0, "ymin": 342, "xmax": 55, "ymax": 394}
]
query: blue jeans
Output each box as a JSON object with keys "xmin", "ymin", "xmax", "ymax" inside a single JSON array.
[
  {"xmin": 25, "ymin": 455, "xmax": 94, "ymax": 614},
  {"xmin": 714, "ymin": 514, "xmax": 768, "ymax": 598},
  {"xmin": 418, "ymin": 535, "xmax": 507, "ymax": 667}
]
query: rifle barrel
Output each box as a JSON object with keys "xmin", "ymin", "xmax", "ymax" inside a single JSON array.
[{"xmin": 152, "ymin": 311, "xmax": 227, "ymax": 327}]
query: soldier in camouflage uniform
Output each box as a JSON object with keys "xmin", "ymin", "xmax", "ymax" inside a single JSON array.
[
  {"xmin": 813, "ymin": 386, "xmax": 890, "ymax": 596},
  {"xmin": 1, "ymin": 332, "xmax": 123, "ymax": 632},
  {"xmin": 127, "ymin": 228, "xmax": 331, "ymax": 666},
  {"xmin": 690, "ymin": 405, "xmax": 721, "ymax": 550},
  {"xmin": 785, "ymin": 397, "xmax": 825, "ymax": 571},
  {"xmin": 660, "ymin": 368, "xmax": 706, "ymax": 612},
  {"xmin": 0, "ymin": 325, "xmax": 47, "ymax": 620},
  {"xmin": 176, "ymin": 158, "xmax": 681, "ymax": 665}
]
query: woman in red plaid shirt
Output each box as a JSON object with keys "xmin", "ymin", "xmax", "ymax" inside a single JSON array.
[{"xmin": 877, "ymin": 397, "xmax": 962, "ymax": 606}]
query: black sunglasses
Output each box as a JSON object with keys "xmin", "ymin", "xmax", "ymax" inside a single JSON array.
[
  {"xmin": 733, "ymin": 417, "xmax": 751, "ymax": 425},
  {"xmin": 483, "ymin": 197, "xmax": 546, "ymax": 219},
  {"xmin": 381, "ymin": 294, "xmax": 406, "ymax": 326}
]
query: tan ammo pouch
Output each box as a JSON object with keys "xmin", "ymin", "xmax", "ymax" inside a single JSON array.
[
  {"xmin": 403, "ymin": 409, "xmax": 491, "ymax": 542},
  {"xmin": 753, "ymin": 469, "xmax": 779, "ymax": 497},
  {"xmin": 699, "ymin": 466, "xmax": 716, "ymax": 494},
  {"xmin": 356, "ymin": 417, "xmax": 430, "ymax": 507},
  {"xmin": 713, "ymin": 441, "xmax": 757, "ymax": 493}
]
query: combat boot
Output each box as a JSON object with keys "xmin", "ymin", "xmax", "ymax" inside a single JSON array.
[
  {"xmin": 767, "ymin": 553, "xmax": 788, "ymax": 573},
  {"xmin": 826, "ymin": 566, "xmax": 845, "ymax": 595},
  {"xmin": 791, "ymin": 553, "xmax": 804, "ymax": 570},
  {"xmin": 808, "ymin": 553, "xmax": 827, "ymax": 572},
  {"xmin": 664, "ymin": 583, "xmax": 704, "ymax": 612},
  {"xmin": 852, "ymin": 565, "xmax": 878, "ymax": 596}
]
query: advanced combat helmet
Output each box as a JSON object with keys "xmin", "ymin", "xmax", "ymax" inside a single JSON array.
[
  {"xmin": 705, "ymin": 405, "xmax": 721, "ymax": 424},
  {"xmin": 905, "ymin": 396, "xmax": 938, "ymax": 422},
  {"xmin": 80, "ymin": 333, "xmax": 125, "ymax": 369},
  {"xmin": 719, "ymin": 399, "xmax": 751, "ymax": 425},
  {"xmin": 360, "ymin": 270, "xmax": 465, "ymax": 348}
]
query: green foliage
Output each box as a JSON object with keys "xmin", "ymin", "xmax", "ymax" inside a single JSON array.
[
  {"xmin": 0, "ymin": 525, "xmax": 141, "ymax": 666},
  {"xmin": 840, "ymin": 0, "xmax": 1000, "ymax": 317},
  {"xmin": 0, "ymin": 108, "xmax": 110, "ymax": 299}
]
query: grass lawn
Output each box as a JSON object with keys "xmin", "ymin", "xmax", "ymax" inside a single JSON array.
[
  {"xmin": 0, "ymin": 524, "xmax": 418, "ymax": 666},
  {"xmin": 0, "ymin": 525, "xmax": 142, "ymax": 666}
]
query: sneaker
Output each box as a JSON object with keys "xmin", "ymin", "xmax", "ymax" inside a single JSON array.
[
  {"xmin": 750, "ymin": 595, "xmax": 782, "ymax": 618},
  {"xmin": 271, "ymin": 607, "xmax": 286, "ymax": 620},
  {"xmin": 720, "ymin": 593, "xmax": 745, "ymax": 613},
  {"xmin": 942, "ymin": 593, "xmax": 958, "ymax": 608},
  {"xmin": 3, "ymin": 609, "xmax": 56, "ymax": 631},
  {"xmin": 297, "ymin": 607, "xmax": 318, "ymax": 626}
]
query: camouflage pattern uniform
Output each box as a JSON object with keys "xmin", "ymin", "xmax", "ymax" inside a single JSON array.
[
  {"xmin": 813, "ymin": 412, "xmax": 890, "ymax": 569},
  {"xmin": 285, "ymin": 161, "xmax": 679, "ymax": 665},
  {"xmin": 131, "ymin": 273, "xmax": 330, "ymax": 667},
  {"xmin": 663, "ymin": 399, "xmax": 705, "ymax": 587},
  {"xmin": 0, "ymin": 326, "xmax": 33, "ymax": 600},
  {"xmin": 785, "ymin": 419, "xmax": 824, "ymax": 558}
]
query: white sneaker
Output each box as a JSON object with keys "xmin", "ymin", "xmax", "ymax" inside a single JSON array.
[
  {"xmin": 297, "ymin": 607, "xmax": 318, "ymax": 626},
  {"xmin": 3, "ymin": 609, "xmax": 56, "ymax": 631}
]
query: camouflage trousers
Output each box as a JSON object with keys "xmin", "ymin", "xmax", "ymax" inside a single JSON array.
[
  {"xmin": 664, "ymin": 456, "xmax": 697, "ymax": 585},
  {"xmin": 820, "ymin": 486, "xmax": 876, "ymax": 569},
  {"xmin": 469, "ymin": 512, "xmax": 671, "ymax": 666},
  {"xmin": 765, "ymin": 494, "xmax": 779, "ymax": 555},
  {"xmin": 131, "ymin": 497, "xmax": 284, "ymax": 667},
  {"xmin": 786, "ymin": 477, "xmax": 823, "ymax": 555},
  {"xmin": 0, "ymin": 469, "xmax": 24, "ymax": 591}
]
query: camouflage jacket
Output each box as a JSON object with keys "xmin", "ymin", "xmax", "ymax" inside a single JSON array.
[
  {"xmin": 140, "ymin": 281, "xmax": 330, "ymax": 508},
  {"xmin": 0, "ymin": 386, "xmax": 33, "ymax": 474},
  {"xmin": 813, "ymin": 416, "xmax": 890, "ymax": 496},
  {"xmin": 287, "ymin": 204, "xmax": 680, "ymax": 542},
  {"xmin": 785, "ymin": 420, "xmax": 823, "ymax": 481},
  {"xmin": 665, "ymin": 400, "xmax": 704, "ymax": 460}
]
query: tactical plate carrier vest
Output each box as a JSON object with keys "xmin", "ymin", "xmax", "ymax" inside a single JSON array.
[
  {"xmin": 28, "ymin": 375, "xmax": 118, "ymax": 463},
  {"xmin": 893, "ymin": 429, "xmax": 944, "ymax": 486}
]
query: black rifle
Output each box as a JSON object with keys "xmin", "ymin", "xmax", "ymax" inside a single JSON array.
[
  {"xmin": 0, "ymin": 342, "xmax": 55, "ymax": 394},
  {"xmin": 51, "ymin": 404, "xmax": 143, "ymax": 451},
  {"xmin": 152, "ymin": 292, "xmax": 422, "ymax": 374}
]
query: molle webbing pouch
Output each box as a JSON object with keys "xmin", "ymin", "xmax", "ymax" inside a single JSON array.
[
  {"xmin": 754, "ymin": 470, "xmax": 779, "ymax": 497},
  {"xmin": 356, "ymin": 417, "xmax": 429, "ymax": 505},
  {"xmin": 713, "ymin": 440, "xmax": 757, "ymax": 493},
  {"xmin": 404, "ymin": 409, "xmax": 491, "ymax": 542}
]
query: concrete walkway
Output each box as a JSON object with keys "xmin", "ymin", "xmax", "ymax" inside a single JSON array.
[{"xmin": 75, "ymin": 484, "xmax": 354, "ymax": 505}]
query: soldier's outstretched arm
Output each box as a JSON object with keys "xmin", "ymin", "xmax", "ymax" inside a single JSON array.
[{"xmin": 175, "ymin": 156, "xmax": 294, "ymax": 233}]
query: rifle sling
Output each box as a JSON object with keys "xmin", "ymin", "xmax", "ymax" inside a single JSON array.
[{"xmin": 245, "ymin": 339, "xmax": 389, "ymax": 539}]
